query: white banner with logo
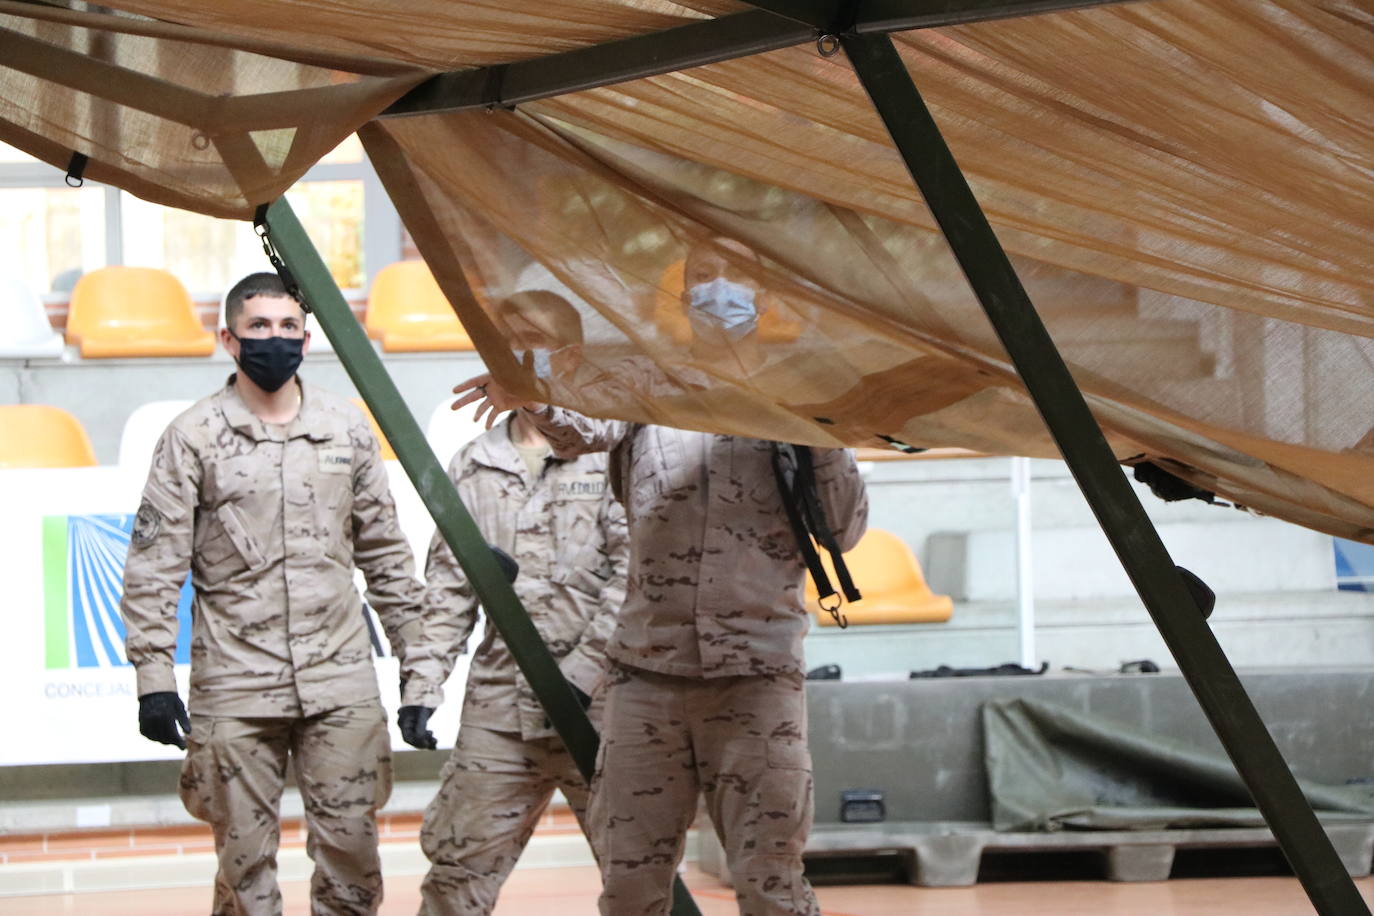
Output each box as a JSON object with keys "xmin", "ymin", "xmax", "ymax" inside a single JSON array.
[{"xmin": 0, "ymin": 465, "xmax": 472, "ymax": 766}]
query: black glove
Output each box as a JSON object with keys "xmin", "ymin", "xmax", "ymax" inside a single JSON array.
[
  {"xmin": 490, "ymin": 544, "xmax": 519, "ymax": 583},
  {"xmin": 1177, "ymin": 564, "xmax": 1216, "ymax": 619},
  {"xmin": 138, "ymin": 692, "xmax": 191, "ymax": 750},
  {"xmin": 398, "ymin": 705, "xmax": 438, "ymax": 750}
]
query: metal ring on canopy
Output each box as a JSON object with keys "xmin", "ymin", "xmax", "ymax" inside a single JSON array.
[{"xmin": 816, "ymin": 33, "xmax": 841, "ymax": 57}]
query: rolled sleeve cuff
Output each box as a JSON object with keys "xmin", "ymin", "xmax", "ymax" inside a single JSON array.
[
  {"xmin": 134, "ymin": 662, "xmax": 177, "ymax": 698},
  {"xmin": 402, "ymin": 678, "xmax": 445, "ymax": 709},
  {"xmin": 558, "ymin": 652, "xmax": 605, "ymax": 696}
]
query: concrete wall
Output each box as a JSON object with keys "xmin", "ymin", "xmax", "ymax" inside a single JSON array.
[
  {"xmin": 807, "ymin": 669, "xmax": 1374, "ymax": 825},
  {"xmin": 819, "ymin": 456, "xmax": 1374, "ymax": 676},
  {"xmin": 1, "ymin": 348, "xmax": 484, "ymax": 466}
]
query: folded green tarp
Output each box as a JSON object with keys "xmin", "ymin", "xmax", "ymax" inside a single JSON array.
[{"xmin": 983, "ymin": 697, "xmax": 1374, "ymax": 832}]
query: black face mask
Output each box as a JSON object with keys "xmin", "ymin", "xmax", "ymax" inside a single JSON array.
[{"xmin": 233, "ymin": 334, "xmax": 305, "ymax": 393}]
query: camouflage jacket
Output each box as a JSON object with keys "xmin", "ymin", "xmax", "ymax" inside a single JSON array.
[
  {"xmin": 526, "ymin": 406, "xmax": 868, "ymax": 678},
  {"xmin": 120, "ymin": 377, "xmax": 435, "ymax": 717},
  {"xmin": 420, "ymin": 419, "xmax": 627, "ymax": 739}
]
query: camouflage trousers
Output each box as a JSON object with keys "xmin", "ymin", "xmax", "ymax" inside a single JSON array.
[
  {"xmin": 590, "ymin": 665, "xmax": 819, "ymax": 916},
  {"xmin": 179, "ymin": 700, "xmax": 393, "ymax": 916},
  {"xmin": 418, "ymin": 724, "xmax": 594, "ymax": 915}
]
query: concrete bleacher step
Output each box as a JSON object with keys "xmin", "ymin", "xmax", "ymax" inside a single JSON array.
[
  {"xmin": 699, "ymin": 820, "xmax": 1374, "ymax": 888},
  {"xmin": 1015, "ymin": 270, "xmax": 1137, "ymax": 313},
  {"xmin": 802, "ymin": 591, "xmax": 1374, "ymax": 676},
  {"xmin": 1030, "ymin": 303, "xmax": 1216, "ymax": 379},
  {"xmin": 1058, "ymin": 338, "xmax": 1215, "ymax": 381},
  {"xmin": 925, "ymin": 518, "xmax": 1336, "ymax": 603},
  {"xmin": 1047, "ymin": 314, "xmax": 1202, "ymax": 345}
]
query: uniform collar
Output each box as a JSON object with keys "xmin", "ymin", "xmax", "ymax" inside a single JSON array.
[
  {"xmin": 469, "ymin": 416, "xmax": 558, "ymax": 479},
  {"xmin": 219, "ymin": 374, "xmax": 333, "ymax": 443}
]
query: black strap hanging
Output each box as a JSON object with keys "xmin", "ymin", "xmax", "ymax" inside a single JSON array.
[
  {"xmin": 793, "ymin": 447, "xmax": 861, "ymax": 603},
  {"xmin": 65, "ymin": 151, "xmax": 88, "ymax": 188},
  {"xmin": 252, "ymin": 204, "xmax": 306, "ymax": 309},
  {"xmin": 771, "ymin": 443, "xmax": 860, "ymax": 628}
]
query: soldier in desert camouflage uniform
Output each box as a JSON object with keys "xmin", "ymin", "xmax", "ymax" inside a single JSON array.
[
  {"xmin": 120, "ymin": 273, "xmax": 439, "ymax": 916},
  {"xmin": 450, "ymin": 373, "xmax": 868, "ymax": 916},
  {"xmin": 414, "ymin": 408, "xmax": 627, "ymax": 914}
]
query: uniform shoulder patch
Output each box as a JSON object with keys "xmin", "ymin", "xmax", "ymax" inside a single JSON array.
[{"xmin": 131, "ymin": 500, "xmax": 162, "ymax": 548}]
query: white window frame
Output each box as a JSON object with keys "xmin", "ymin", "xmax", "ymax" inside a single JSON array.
[{"xmin": 0, "ymin": 140, "xmax": 401, "ymax": 301}]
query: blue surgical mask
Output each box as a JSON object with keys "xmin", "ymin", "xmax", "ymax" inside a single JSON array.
[{"xmin": 687, "ymin": 277, "xmax": 758, "ymax": 340}]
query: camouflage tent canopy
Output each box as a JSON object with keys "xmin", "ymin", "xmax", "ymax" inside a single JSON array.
[{"xmin": 3, "ymin": 0, "xmax": 1373, "ymax": 539}]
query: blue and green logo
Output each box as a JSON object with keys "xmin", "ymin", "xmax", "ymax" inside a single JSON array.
[{"xmin": 43, "ymin": 514, "xmax": 192, "ymax": 669}]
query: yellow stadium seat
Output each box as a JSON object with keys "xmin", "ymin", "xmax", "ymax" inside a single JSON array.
[
  {"xmin": 805, "ymin": 528, "xmax": 953, "ymax": 626},
  {"xmin": 365, "ymin": 261, "xmax": 474, "ymax": 352},
  {"xmin": 0, "ymin": 405, "xmax": 98, "ymax": 468},
  {"xmin": 66, "ymin": 267, "xmax": 215, "ymax": 358},
  {"xmin": 350, "ymin": 398, "xmax": 397, "ymax": 461},
  {"xmin": 654, "ymin": 259, "xmax": 803, "ymax": 346}
]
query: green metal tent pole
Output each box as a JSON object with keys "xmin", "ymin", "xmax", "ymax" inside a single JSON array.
[
  {"xmin": 257, "ymin": 198, "xmax": 702, "ymax": 916},
  {"xmin": 841, "ymin": 32, "xmax": 1367, "ymax": 915},
  {"xmin": 257, "ymin": 198, "xmax": 595, "ymax": 769}
]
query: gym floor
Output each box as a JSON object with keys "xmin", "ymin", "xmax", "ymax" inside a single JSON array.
[{"xmin": 5, "ymin": 864, "xmax": 1371, "ymax": 914}]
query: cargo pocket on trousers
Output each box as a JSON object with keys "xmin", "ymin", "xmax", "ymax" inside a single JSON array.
[
  {"xmin": 178, "ymin": 716, "xmax": 215, "ymax": 824},
  {"xmin": 756, "ymin": 739, "xmax": 813, "ymax": 857}
]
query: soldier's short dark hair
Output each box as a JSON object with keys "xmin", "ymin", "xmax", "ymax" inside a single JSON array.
[
  {"xmin": 497, "ymin": 290, "xmax": 584, "ymax": 345},
  {"xmin": 224, "ymin": 272, "xmax": 303, "ymax": 333}
]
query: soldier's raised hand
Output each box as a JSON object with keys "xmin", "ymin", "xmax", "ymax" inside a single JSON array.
[
  {"xmin": 138, "ymin": 691, "xmax": 191, "ymax": 749},
  {"xmin": 452, "ymin": 373, "xmax": 543, "ymax": 430}
]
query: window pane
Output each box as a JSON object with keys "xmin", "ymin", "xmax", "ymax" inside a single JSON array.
[
  {"xmin": 0, "ymin": 141, "xmax": 38, "ymax": 163},
  {"xmin": 120, "ymin": 194, "xmax": 262, "ymax": 296},
  {"xmin": 320, "ymin": 134, "xmax": 363, "ymax": 164},
  {"xmin": 286, "ymin": 180, "xmax": 365, "ymax": 290},
  {"xmin": 0, "ymin": 186, "xmax": 105, "ymax": 294}
]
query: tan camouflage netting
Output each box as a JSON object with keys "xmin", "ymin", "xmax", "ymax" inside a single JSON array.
[{"xmin": 3, "ymin": 0, "xmax": 1373, "ymax": 538}]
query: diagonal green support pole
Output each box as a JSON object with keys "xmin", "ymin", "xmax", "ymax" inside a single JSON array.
[
  {"xmin": 259, "ymin": 198, "xmax": 702, "ymax": 916},
  {"xmin": 841, "ymin": 32, "xmax": 1368, "ymax": 916}
]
